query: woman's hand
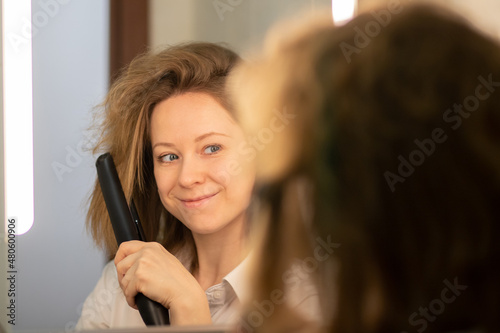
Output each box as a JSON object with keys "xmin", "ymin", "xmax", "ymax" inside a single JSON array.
[{"xmin": 114, "ymin": 241, "xmax": 212, "ymax": 325}]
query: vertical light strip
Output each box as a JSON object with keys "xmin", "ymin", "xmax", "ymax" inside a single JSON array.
[
  {"xmin": 2, "ymin": 0, "xmax": 34, "ymax": 235},
  {"xmin": 332, "ymin": 0, "xmax": 357, "ymax": 25}
]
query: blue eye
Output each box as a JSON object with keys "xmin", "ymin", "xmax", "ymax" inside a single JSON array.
[
  {"xmin": 204, "ymin": 145, "xmax": 221, "ymax": 154},
  {"xmin": 160, "ymin": 153, "xmax": 179, "ymax": 162}
]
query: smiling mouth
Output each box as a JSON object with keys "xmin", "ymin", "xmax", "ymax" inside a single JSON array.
[{"xmin": 180, "ymin": 193, "xmax": 218, "ymax": 208}]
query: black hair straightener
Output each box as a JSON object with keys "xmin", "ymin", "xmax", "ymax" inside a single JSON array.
[{"xmin": 96, "ymin": 152, "xmax": 170, "ymax": 326}]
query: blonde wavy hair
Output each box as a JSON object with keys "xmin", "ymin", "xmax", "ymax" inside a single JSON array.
[{"xmin": 87, "ymin": 42, "xmax": 240, "ymax": 264}]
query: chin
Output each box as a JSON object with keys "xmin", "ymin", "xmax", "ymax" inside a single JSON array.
[
  {"xmin": 185, "ymin": 219, "xmax": 234, "ymax": 237},
  {"xmin": 188, "ymin": 221, "xmax": 226, "ymax": 234},
  {"xmin": 177, "ymin": 210, "xmax": 245, "ymax": 237}
]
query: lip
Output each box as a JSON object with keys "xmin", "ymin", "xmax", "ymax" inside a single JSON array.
[{"xmin": 179, "ymin": 192, "xmax": 218, "ymax": 208}]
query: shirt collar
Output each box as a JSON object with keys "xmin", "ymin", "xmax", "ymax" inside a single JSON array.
[{"xmin": 222, "ymin": 252, "xmax": 253, "ymax": 303}]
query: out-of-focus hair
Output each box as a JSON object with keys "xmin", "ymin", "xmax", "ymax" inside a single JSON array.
[{"xmin": 231, "ymin": 3, "xmax": 500, "ymax": 332}]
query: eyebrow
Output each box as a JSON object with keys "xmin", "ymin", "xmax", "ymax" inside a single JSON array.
[{"xmin": 152, "ymin": 132, "xmax": 230, "ymax": 150}]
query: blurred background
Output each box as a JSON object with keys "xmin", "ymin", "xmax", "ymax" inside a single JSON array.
[{"xmin": 1, "ymin": 0, "xmax": 499, "ymax": 331}]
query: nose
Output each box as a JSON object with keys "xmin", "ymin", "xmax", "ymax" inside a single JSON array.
[{"xmin": 177, "ymin": 155, "xmax": 205, "ymax": 188}]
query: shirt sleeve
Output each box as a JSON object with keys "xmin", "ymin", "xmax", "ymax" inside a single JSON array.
[{"xmin": 75, "ymin": 261, "xmax": 119, "ymax": 330}]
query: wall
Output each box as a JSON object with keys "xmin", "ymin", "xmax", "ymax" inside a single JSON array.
[{"xmin": 149, "ymin": 0, "xmax": 333, "ymax": 56}]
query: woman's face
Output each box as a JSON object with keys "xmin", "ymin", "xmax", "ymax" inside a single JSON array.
[{"xmin": 150, "ymin": 92, "xmax": 255, "ymax": 236}]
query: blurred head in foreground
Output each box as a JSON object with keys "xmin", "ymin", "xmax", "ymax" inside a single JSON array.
[{"xmin": 231, "ymin": 3, "xmax": 500, "ymax": 332}]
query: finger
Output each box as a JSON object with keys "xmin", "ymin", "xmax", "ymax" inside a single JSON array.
[
  {"xmin": 115, "ymin": 250, "xmax": 141, "ymax": 281},
  {"xmin": 114, "ymin": 240, "xmax": 146, "ymax": 266},
  {"xmin": 125, "ymin": 287, "xmax": 138, "ymax": 309},
  {"xmin": 117, "ymin": 257, "xmax": 136, "ymax": 292},
  {"xmin": 119, "ymin": 261, "xmax": 140, "ymax": 309},
  {"xmin": 124, "ymin": 269, "xmax": 144, "ymax": 309}
]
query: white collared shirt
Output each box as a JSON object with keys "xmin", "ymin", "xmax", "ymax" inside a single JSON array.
[{"xmin": 75, "ymin": 255, "xmax": 252, "ymax": 330}]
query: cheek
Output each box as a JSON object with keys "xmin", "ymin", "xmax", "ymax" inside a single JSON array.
[
  {"xmin": 208, "ymin": 161, "xmax": 234, "ymax": 188},
  {"xmin": 154, "ymin": 168, "xmax": 177, "ymax": 199},
  {"xmin": 211, "ymin": 156, "xmax": 255, "ymax": 198}
]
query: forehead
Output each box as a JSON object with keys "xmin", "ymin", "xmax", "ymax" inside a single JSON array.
[{"xmin": 150, "ymin": 92, "xmax": 238, "ymax": 142}]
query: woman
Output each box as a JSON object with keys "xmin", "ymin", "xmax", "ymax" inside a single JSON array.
[
  {"xmin": 76, "ymin": 42, "xmax": 255, "ymax": 328},
  {"xmin": 231, "ymin": 3, "xmax": 500, "ymax": 333}
]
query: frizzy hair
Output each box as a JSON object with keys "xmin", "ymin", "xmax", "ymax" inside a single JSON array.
[{"xmin": 86, "ymin": 42, "xmax": 240, "ymax": 262}]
